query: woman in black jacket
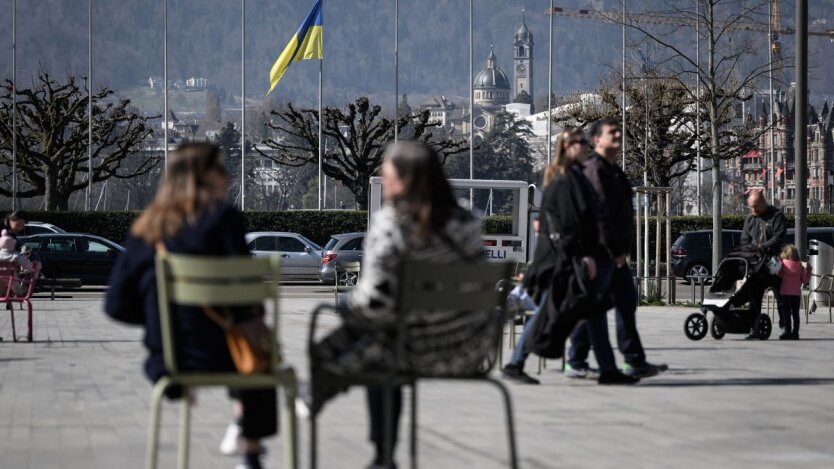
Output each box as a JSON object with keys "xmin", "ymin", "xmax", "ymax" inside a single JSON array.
[
  {"xmin": 104, "ymin": 143, "xmax": 275, "ymax": 469},
  {"xmin": 502, "ymin": 129, "xmax": 637, "ymax": 385}
]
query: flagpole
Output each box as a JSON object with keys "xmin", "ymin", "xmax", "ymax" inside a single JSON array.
[
  {"xmin": 11, "ymin": 0, "xmax": 17, "ymax": 211},
  {"xmin": 318, "ymin": 1, "xmax": 324, "ymax": 211},
  {"xmin": 394, "ymin": 0, "xmax": 399, "ymax": 143},
  {"xmin": 163, "ymin": 0, "xmax": 168, "ymax": 172},
  {"xmin": 547, "ymin": 0, "xmax": 553, "ymax": 164},
  {"xmin": 241, "ymin": 0, "xmax": 246, "ymax": 210},
  {"xmin": 87, "ymin": 0, "xmax": 93, "ymax": 211},
  {"xmin": 468, "ymin": 0, "xmax": 474, "ymax": 206}
]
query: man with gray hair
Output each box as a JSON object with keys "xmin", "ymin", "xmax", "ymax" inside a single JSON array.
[{"xmin": 740, "ymin": 190, "xmax": 787, "ymax": 337}]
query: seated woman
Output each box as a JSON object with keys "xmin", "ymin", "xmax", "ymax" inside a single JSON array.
[
  {"xmin": 104, "ymin": 143, "xmax": 276, "ymax": 469},
  {"xmin": 308, "ymin": 141, "xmax": 491, "ymax": 469}
]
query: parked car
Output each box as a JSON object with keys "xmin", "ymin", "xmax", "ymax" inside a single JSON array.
[
  {"xmin": 786, "ymin": 227, "xmax": 834, "ymax": 247},
  {"xmin": 23, "ymin": 221, "xmax": 66, "ymax": 236},
  {"xmin": 16, "ymin": 233, "xmax": 125, "ymax": 286},
  {"xmin": 671, "ymin": 230, "xmax": 743, "ymax": 282},
  {"xmin": 318, "ymin": 232, "xmax": 365, "ymax": 284},
  {"xmin": 245, "ymin": 232, "xmax": 323, "ymax": 281}
]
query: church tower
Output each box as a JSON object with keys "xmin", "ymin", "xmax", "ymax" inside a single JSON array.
[{"xmin": 513, "ymin": 10, "xmax": 534, "ymax": 106}]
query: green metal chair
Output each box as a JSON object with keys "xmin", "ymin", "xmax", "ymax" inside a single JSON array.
[
  {"xmin": 308, "ymin": 260, "xmax": 517, "ymax": 469},
  {"xmin": 333, "ymin": 261, "xmax": 361, "ymax": 304},
  {"xmin": 147, "ymin": 253, "xmax": 298, "ymax": 469}
]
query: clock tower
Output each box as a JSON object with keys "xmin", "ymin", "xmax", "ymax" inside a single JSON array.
[{"xmin": 513, "ymin": 10, "xmax": 534, "ymax": 106}]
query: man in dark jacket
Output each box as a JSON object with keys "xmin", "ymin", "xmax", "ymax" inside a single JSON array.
[
  {"xmin": 565, "ymin": 117, "xmax": 667, "ymax": 379},
  {"xmin": 740, "ymin": 190, "xmax": 787, "ymax": 335}
]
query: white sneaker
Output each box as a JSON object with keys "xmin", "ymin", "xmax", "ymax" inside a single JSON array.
[
  {"xmin": 219, "ymin": 423, "xmax": 242, "ymax": 455},
  {"xmin": 295, "ymin": 396, "xmax": 311, "ymax": 420}
]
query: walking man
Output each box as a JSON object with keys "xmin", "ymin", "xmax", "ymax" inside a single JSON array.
[{"xmin": 565, "ymin": 117, "xmax": 666, "ymax": 379}]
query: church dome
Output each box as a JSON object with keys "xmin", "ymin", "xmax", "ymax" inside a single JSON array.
[
  {"xmin": 474, "ymin": 48, "xmax": 511, "ymax": 90},
  {"xmin": 515, "ymin": 10, "xmax": 533, "ymax": 42}
]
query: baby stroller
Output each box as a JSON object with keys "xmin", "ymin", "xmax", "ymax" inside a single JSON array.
[{"xmin": 684, "ymin": 246, "xmax": 774, "ymax": 341}]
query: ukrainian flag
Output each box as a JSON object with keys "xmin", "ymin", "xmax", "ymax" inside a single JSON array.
[{"xmin": 268, "ymin": 0, "xmax": 323, "ymax": 94}]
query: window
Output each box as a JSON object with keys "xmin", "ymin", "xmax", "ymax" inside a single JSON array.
[
  {"xmin": 19, "ymin": 239, "xmax": 43, "ymax": 253},
  {"xmin": 341, "ymin": 237, "xmax": 364, "ymax": 251},
  {"xmin": 23, "ymin": 225, "xmax": 51, "ymax": 236},
  {"xmin": 46, "ymin": 238, "xmax": 76, "ymax": 253},
  {"xmin": 81, "ymin": 239, "xmax": 112, "ymax": 255},
  {"xmin": 278, "ymin": 237, "xmax": 307, "ymax": 253},
  {"xmin": 248, "ymin": 236, "xmax": 277, "ymax": 251}
]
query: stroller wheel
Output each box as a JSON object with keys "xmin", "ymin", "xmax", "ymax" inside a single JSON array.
[
  {"xmin": 710, "ymin": 319, "xmax": 726, "ymax": 340},
  {"xmin": 754, "ymin": 314, "xmax": 772, "ymax": 340},
  {"xmin": 684, "ymin": 313, "xmax": 708, "ymax": 341}
]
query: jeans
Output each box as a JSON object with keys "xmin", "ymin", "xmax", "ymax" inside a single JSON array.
[
  {"xmin": 568, "ymin": 260, "xmax": 646, "ymax": 368},
  {"xmin": 780, "ymin": 295, "xmax": 800, "ymax": 335},
  {"xmin": 508, "ymin": 292, "xmax": 547, "ymax": 369}
]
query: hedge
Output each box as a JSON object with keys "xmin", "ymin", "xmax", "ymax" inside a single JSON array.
[
  {"xmin": 22, "ymin": 211, "xmax": 834, "ymax": 247},
  {"xmin": 24, "ymin": 210, "xmax": 515, "ymax": 245}
]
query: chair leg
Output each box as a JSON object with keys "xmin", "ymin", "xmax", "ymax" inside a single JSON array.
[
  {"xmin": 310, "ymin": 414, "xmax": 318, "ymax": 469},
  {"xmin": 25, "ymin": 300, "xmax": 32, "ymax": 342},
  {"xmin": 410, "ymin": 383, "xmax": 418, "ymax": 469},
  {"xmin": 9, "ymin": 302, "xmax": 17, "ymax": 342},
  {"xmin": 177, "ymin": 391, "xmax": 192, "ymax": 469},
  {"xmin": 280, "ymin": 372, "xmax": 299, "ymax": 469},
  {"xmin": 145, "ymin": 379, "xmax": 169, "ymax": 469},
  {"xmin": 486, "ymin": 378, "xmax": 519, "ymax": 469}
]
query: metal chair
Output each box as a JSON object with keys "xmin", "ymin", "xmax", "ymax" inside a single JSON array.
[
  {"xmin": 333, "ymin": 261, "xmax": 361, "ymax": 304},
  {"xmin": 308, "ymin": 260, "xmax": 517, "ymax": 469},
  {"xmin": 0, "ymin": 261, "xmax": 40, "ymax": 342},
  {"xmin": 146, "ymin": 253, "xmax": 298, "ymax": 469}
]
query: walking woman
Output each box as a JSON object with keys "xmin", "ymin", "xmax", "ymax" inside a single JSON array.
[
  {"xmin": 503, "ymin": 128, "xmax": 637, "ymax": 385},
  {"xmin": 105, "ymin": 143, "xmax": 276, "ymax": 469},
  {"xmin": 306, "ymin": 141, "xmax": 490, "ymax": 468}
]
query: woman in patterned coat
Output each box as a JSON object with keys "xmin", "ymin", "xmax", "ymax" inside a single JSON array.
[{"xmin": 307, "ymin": 141, "xmax": 490, "ymax": 468}]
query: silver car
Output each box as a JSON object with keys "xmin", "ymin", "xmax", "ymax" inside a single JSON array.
[
  {"xmin": 245, "ymin": 232, "xmax": 323, "ymax": 281},
  {"xmin": 319, "ymin": 232, "xmax": 365, "ymax": 284}
]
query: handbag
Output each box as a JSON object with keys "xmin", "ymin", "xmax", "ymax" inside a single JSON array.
[
  {"xmin": 156, "ymin": 242, "xmax": 274, "ymax": 375},
  {"xmin": 200, "ymin": 305, "xmax": 273, "ymax": 375}
]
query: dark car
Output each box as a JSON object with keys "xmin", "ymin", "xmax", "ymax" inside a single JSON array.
[
  {"xmin": 319, "ymin": 232, "xmax": 365, "ymax": 284},
  {"xmin": 16, "ymin": 233, "xmax": 125, "ymax": 286},
  {"xmin": 786, "ymin": 227, "xmax": 834, "ymax": 247},
  {"xmin": 671, "ymin": 230, "xmax": 743, "ymax": 282}
]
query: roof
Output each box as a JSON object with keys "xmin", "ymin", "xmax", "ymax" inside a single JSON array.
[{"xmin": 474, "ymin": 47, "xmax": 510, "ymax": 90}]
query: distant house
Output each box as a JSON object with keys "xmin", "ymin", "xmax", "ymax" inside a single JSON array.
[
  {"xmin": 186, "ymin": 77, "xmax": 209, "ymax": 89},
  {"xmin": 419, "ymin": 96, "xmax": 458, "ymax": 128},
  {"xmin": 148, "ymin": 76, "xmax": 163, "ymax": 88}
]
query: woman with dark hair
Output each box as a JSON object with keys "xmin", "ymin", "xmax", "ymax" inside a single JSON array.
[
  {"xmin": 2, "ymin": 210, "xmax": 29, "ymax": 238},
  {"xmin": 104, "ymin": 142, "xmax": 276, "ymax": 469},
  {"xmin": 307, "ymin": 141, "xmax": 488, "ymax": 468}
]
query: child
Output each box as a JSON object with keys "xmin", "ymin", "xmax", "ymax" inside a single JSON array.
[
  {"xmin": 777, "ymin": 244, "xmax": 811, "ymax": 340},
  {"xmin": 0, "ymin": 229, "xmax": 33, "ymax": 296}
]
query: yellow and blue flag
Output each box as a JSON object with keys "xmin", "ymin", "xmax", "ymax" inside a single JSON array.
[{"xmin": 268, "ymin": 0, "xmax": 323, "ymax": 94}]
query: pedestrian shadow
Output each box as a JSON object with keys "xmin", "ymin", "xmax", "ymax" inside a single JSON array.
[
  {"xmin": 0, "ymin": 357, "xmax": 38, "ymax": 362},
  {"xmin": 646, "ymin": 347, "xmax": 742, "ymax": 351},
  {"xmin": 639, "ymin": 377, "xmax": 834, "ymax": 387}
]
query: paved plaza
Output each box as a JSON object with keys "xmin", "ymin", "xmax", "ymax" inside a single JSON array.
[{"xmin": 1, "ymin": 287, "xmax": 833, "ymax": 469}]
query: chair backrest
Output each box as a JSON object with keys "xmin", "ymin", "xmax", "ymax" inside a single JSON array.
[
  {"xmin": 155, "ymin": 253, "xmax": 281, "ymax": 374},
  {"xmin": 0, "ymin": 260, "xmax": 39, "ymax": 300},
  {"xmin": 395, "ymin": 260, "xmax": 513, "ymax": 368}
]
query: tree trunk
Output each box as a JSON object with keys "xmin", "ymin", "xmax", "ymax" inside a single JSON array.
[
  {"xmin": 355, "ymin": 182, "xmax": 369, "ymax": 210},
  {"xmin": 43, "ymin": 169, "xmax": 61, "ymax": 211}
]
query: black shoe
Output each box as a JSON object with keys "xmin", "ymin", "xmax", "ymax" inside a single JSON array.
[
  {"xmin": 623, "ymin": 362, "xmax": 667, "ymax": 379},
  {"xmin": 598, "ymin": 370, "xmax": 640, "ymax": 385},
  {"xmin": 779, "ymin": 333, "xmax": 790, "ymax": 340},
  {"xmin": 502, "ymin": 364, "xmax": 540, "ymax": 385},
  {"xmin": 791, "ymin": 332, "xmax": 800, "ymax": 340}
]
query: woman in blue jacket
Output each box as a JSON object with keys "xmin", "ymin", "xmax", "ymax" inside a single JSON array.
[{"xmin": 105, "ymin": 143, "xmax": 275, "ymax": 469}]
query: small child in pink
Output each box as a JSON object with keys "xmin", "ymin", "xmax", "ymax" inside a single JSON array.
[{"xmin": 777, "ymin": 244, "xmax": 811, "ymax": 340}]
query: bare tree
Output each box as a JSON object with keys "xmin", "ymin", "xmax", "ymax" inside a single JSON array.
[
  {"xmin": 256, "ymin": 97, "xmax": 469, "ymax": 209},
  {"xmin": 0, "ymin": 73, "xmax": 157, "ymax": 210},
  {"xmin": 609, "ymin": 0, "xmax": 780, "ymax": 270}
]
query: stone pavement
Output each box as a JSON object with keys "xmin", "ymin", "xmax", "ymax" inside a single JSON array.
[{"xmin": 1, "ymin": 293, "xmax": 834, "ymax": 469}]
